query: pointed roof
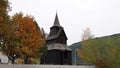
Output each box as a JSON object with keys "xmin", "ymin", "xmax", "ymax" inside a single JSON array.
[
  {"xmin": 52, "ymin": 13, "xmax": 61, "ymax": 27},
  {"xmin": 46, "ymin": 13, "xmax": 71, "ymax": 51}
]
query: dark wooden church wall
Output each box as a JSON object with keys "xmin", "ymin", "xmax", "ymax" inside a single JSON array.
[
  {"xmin": 60, "ymin": 51, "xmax": 72, "ymax": 65},
  {"xmin": 41, "ymin": 50, "xmax": 62, "ymax": 65},
  {"xmin": 41, "ymin": 50, "xmax": 72, "ymax": 65},
  {"xmin": 67, "ymin": 51, "xmax": 72, "ymax": 65}
]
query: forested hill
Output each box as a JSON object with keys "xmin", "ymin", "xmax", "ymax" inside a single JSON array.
[
  {"xmin": 97, "ymin": 33, "xmax": 120, "ymax": 39},
  {"xmin": 69, "ymin": 33, "xmax": 120, "ymax": 52},
  {"xmin": 69, "ymin": 42, "xmax": 85, "ymax": 65},
  {"xmin": 69, "ymin": 33, "xmax": 120, "ymax": 67}
]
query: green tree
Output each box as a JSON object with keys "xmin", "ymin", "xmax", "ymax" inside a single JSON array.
[
  {"xmin": 0, "ymin": 0, "xmax": 10, "ymax": 35},
  {"xmin": 0, "ymin": 0, "xmax": 19, "ymax": 63},
  {"xmin": 0, "ymin": 0, "xmax": 10, "ymax": 40}
]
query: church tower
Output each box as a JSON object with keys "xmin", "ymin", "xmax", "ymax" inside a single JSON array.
[
  {"xmin": 46, "ymin": 14, "xmax": 67, "ymax": 44},
  {"xmin": 41, "ymin": 13, "xmax": 72, "ymax": 65}
]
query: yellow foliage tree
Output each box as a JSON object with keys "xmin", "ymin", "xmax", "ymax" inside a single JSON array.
[{"xmin": 12, "ymin": 12, "xmax": 45, "ymax": 64}]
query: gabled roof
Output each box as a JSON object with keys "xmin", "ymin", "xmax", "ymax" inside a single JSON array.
[{"xmin": 46, "ymin": 28, "xmax": 67, "ymax": 40}]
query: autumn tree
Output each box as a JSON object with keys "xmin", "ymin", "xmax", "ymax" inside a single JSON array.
[
  {"xmin": 0, "ymin": 0, "xmax": 10, "ymax": 18},
  {"xmin": 0, "ymin": 0, "xmax": 18, "ymax": 63},
  {"xmin": 0, "ymin": 0, "xmax": 45, "ymax": 64},
  {"xmin": 0, "ymin": 0, "xmax": 10, "ymax": 42},
  {"xmin": 76, "ymin": 27, "xmax": 94, "ymax": 64},
  {"xmin": 0, "ymin": 0, "xmax": 10, "ymax": 35},
  {"xmin": 12, "ymin": 12, "xmax": 45, "ymax": 64},
  {"xmin": 82, "ymin": 27, "xmax": 94, "ymax": 41},
  {"xmin": 4, "ymin": 29, "xmax": 21, "ymax": 64}
]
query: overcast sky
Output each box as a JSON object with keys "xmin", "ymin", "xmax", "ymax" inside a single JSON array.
[{"xmin": 9, "ymin": 0, "xmax": 120, "ymax": 45}]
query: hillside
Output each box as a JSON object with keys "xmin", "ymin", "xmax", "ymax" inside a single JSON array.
[
  {"xmin": 69, "ymin": 42, "xmax": 85, "ymax": 65},
  {"xmin": 69, "ymin": 33, "xmax": 120, "ymax": 66}
]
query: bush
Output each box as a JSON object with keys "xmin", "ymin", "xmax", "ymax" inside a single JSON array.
[{"xmin": 95, "ymin": 59, "xmax": 113, "ymax": 68}]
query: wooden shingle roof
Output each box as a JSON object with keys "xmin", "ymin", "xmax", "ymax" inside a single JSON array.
[
  {"xmin": 46, "ymin": 28, "xmax": 62, "ymax": 40},
  {"xmin": 47, "ymin": 43, "xmax": 72, "ymax": 51}
]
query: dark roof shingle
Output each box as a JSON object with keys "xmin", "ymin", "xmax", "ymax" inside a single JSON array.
[{"xmin": 47, "ymin": 43, "xmax": 72, "ymax": 51}]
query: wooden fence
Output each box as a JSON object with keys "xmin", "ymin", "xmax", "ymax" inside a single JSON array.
[{"xmin": 0, "ymin": 64, "xmax": 95, "ymax": 68}]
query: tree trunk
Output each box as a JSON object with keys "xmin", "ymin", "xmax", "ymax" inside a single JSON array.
[
  {"xmin": 12, "ymin": 57, "xmax": 15, "ymax": 64},
  {"xmin": 24, "ymin": 56, "xmax": 32, "ymax": 64}
]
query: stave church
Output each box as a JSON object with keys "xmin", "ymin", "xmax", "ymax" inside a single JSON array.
[{"xmin": 41, "ymin": 14, "xmax": 72, "ymax": 65}]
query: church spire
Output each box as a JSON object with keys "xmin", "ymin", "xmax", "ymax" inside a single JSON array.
[{"xmin": 53, "ymin": 13, "xmax": 61, "ymax": 27}]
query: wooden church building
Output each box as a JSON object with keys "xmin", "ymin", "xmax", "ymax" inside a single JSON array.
[{"xmin": 41, "ymin": 14, "xmax": 72, "ymax": 65}]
